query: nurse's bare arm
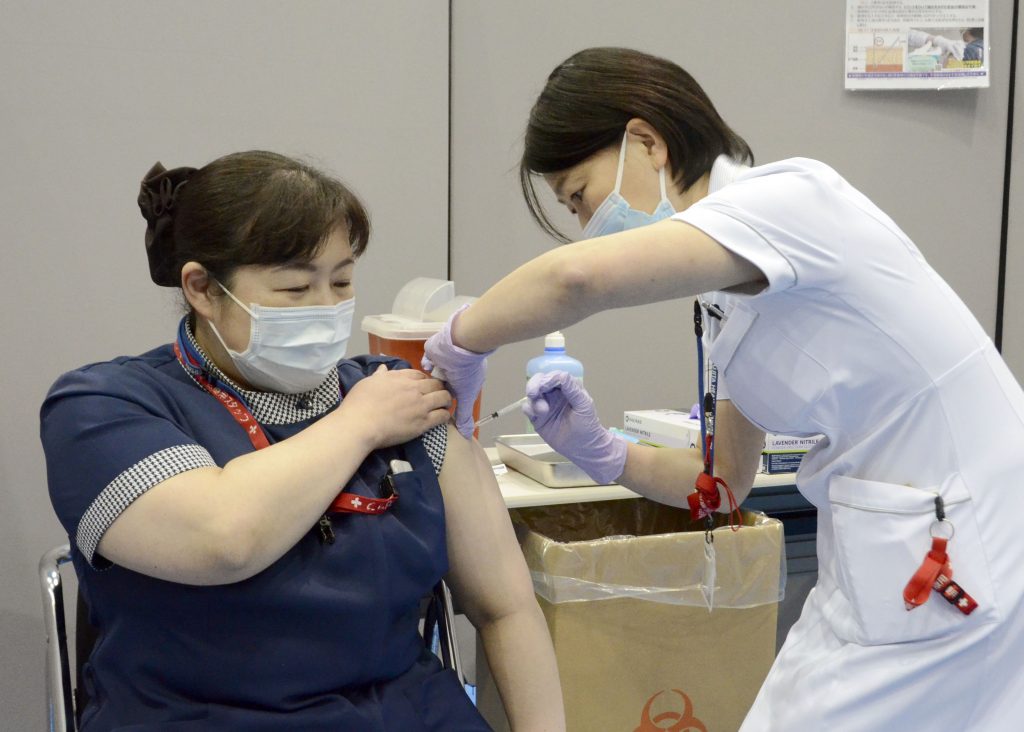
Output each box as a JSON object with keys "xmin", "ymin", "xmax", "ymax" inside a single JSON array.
[
  {"xmin": 97, "ymin": 368, "xmax": 451, "ymax": 585},
  {"xmin": 439, "ymin": 424, "xmax": 565, "ymax": 732},
  {"xmin": 453, "ymin": 219, "xmax": 765, "ymax": 353},
  {"xmin": 617, "ymin": 401, "xmax": 764, "ymax": 508},
  {"xmin": 712, "ymin": 400, "xmax": 766, "ymax": 505}
]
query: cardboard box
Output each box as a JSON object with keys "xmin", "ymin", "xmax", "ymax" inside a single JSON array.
[
  {"xmin": 477, "ymin": 501, "xmax": 783, "ymax": 732},
  {"xmin": 622, "ymin": 409, "xmax": 702, "ymax": 449}
]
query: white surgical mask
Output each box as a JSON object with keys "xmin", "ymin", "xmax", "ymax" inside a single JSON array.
[
  {"xmin": 581, "ymin": 131, "xmax": 676, "ymax": 239},
  {"xmin": 209, "ymin": 282, "xmax": 355, "ymax": 394}
]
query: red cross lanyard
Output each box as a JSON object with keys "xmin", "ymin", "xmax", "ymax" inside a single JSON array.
[{"xmin": 174, "ymin": 341, "xmax": 397, "ymax": 516}]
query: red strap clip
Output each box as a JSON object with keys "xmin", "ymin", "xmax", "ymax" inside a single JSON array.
[
  {"xmin": 903, "ymin": 536, "xmax": 978, "ymax": 615},
  {"xmin": 687, "ymin": 473, "xmax": 742, "ymax": 531},
  {"xmin": 903, "ymin": 537, "xmax": 948, "ymax": 610},
  {"xmin": 688, "ymin": 472, "xmax": 722, "ymax": 520}
]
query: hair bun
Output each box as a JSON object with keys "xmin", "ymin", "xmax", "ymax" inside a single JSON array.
[{"xmin": 138, "ymin": 162, "xmax": 197, "ymax": 287}]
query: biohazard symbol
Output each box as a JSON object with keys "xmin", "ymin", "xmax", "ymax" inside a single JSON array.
[{"xmin": 634, "ymin": 689, "xmax": 707, "ymax": 732}]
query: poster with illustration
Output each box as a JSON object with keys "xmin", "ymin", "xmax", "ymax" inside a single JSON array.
[{"xmin": 846, "ymin": 0, "xmax": 989, "ymax": 90}]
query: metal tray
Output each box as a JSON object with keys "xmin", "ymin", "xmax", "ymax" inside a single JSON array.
[{"xmin": 493, "ymin": 434, "xmax": 599, "ymax": 488}]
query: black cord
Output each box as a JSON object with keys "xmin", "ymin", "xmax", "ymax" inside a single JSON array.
[
  {"xmin": 446, "ymin": 0, "xmax": 454, "ymax": 282},
  {"xmin": 996, "ymin": 0, "xmax": 1020, "ymax": 351}
]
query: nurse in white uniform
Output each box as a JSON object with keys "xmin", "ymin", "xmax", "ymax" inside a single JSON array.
[{"xmin": 425, "ymin": 47, "xmax": 1024, "ymax": 729}]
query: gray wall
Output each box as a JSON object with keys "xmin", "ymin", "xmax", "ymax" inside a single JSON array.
[
  {"xmin": 1, "ymin": 0, "xmax": 1020, "ymax": 727},
  {"xmin": 455, "ymin": 0, "xmax": 1017, "ymax": 442}
]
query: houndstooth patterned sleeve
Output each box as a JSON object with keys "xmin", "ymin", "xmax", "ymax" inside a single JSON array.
[
  {"xmin": 421, "ymin": 424, "xmax": 447, "ymax": 475},
  {"xmin": 76, "ymin": 444, "xmax": 216, "ymax": 568}
]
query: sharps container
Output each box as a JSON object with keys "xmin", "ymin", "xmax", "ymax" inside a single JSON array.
[{"xmin": 361, "ymin": 277, "xmax": 483, "ymax": 428}]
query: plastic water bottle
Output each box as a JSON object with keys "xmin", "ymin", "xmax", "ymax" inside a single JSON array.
[{"xmin": 525, "ymin": 332, "xmax": 584, "ymax": 432}]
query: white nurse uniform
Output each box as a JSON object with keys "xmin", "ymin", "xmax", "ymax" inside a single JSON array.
[{"xmin": 678, "ymin": 156, "xmax": 1024, "ymax": 730}]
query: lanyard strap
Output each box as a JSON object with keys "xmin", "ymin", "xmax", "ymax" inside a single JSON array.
[
  {"xmin": 174, "ymin": 340, "xmax": 271, "ymax": 450},
  {"xmin": 173, "ymin": 326, "xmax": 396, "ymax": 516},
  {"xmin": 703, "ymin": 360, "xmax": 719, "ymax": 475},
  {"xmin": 688, "ymin": 300, "xmax": 740, "ymax": 532},
  {"xmin": 692, "ymin": 301, "xmax": 719, "ymax": 474},
  {"xmin": 329, "ymin": 491, "xmax": 398, "ymax": 514}
]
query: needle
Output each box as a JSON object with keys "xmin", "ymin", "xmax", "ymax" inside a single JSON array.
[{"xmin": 475, "ymin": 397, "xmax": 528, "ymax": 428}]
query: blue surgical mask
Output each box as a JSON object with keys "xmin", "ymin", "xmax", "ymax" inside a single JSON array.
[
  {"xmin": 581, "ymin": 131, "xmax": 676, "ymax": 239},
  {"xmin": 209, "ymin": 282, "xmax": 355, "ymax": 394}
]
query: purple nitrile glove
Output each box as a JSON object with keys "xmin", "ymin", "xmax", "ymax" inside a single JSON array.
[
  {"xmin": 422, "ymin": 303, "xmax": 494, "ymax": 439},
  {"xmin": 523, "ymin": 371, "xmax": 628, "ymax": 485}
]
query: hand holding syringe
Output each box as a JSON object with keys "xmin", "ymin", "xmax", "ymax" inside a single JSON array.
[
  {"xmin": 429, "ymin": 366, "xmax": 527, "ymax": 430},
  {"xmin": 475, "ymin": 397, "xmax": 529, "ymax": 428}
]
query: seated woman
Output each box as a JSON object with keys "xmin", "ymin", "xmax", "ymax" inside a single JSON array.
[{"xmin": 40, "ymin": 151, "xmax": 564, "ymax": 731}]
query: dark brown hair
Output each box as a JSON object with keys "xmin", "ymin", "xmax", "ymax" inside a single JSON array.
[
  {"xmin": 520, "ymin": 47, "xmax": 753, "ymax": 241},
  {"xmin": 138, "ymin": 151, "xmax": 370, "ymax": 287}
]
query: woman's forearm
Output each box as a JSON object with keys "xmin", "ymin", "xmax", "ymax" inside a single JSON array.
[
  {"xmin": 617, "ymin": 401, "xmax": 764, "ymax": 510},
  {"xmin": 478, "ymin": 604, "xmax": 566, "ymax": 732},
  {"xmin": 101, "ymin": 409, "xmax": 378, "ymax": 585},
  {"xmin": 102, "ymin": 368, "xmax": 450, "ymax": 585},
  {"xmin": 454, "ymin": 246, "xmax": 594, "ymax": 352},
  {"xmin": 617, "ymin": 444, "xmax": 706, "ymax": 507},
  {"xmin": 210, "ymin": 413, "xmax": 378, "ymax": 576}
]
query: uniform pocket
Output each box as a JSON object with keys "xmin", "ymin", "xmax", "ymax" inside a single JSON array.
[
  {"xmin": 828, "ymin": 473, "xmax": 999, "ymax": 645},
  {"xmin": 387, "ymin": 468, "xmax": 424, "ymax": 498}
]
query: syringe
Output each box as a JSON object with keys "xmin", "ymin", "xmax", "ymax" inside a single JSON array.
[{"xmin": 475, "ymin": 397, "xmax": 529, "ymax": 428}]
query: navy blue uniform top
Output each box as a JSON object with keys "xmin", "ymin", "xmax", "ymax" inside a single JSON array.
[{"xmin": 40, "ymin": 318, "xmax": 489, "ymax": 731}]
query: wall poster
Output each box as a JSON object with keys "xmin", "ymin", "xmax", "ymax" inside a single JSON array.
[{"xmin": 846, "ymin": 0, "xmax": 989, "ymax": 90}]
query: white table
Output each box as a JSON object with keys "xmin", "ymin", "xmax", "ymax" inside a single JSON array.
[{"xmin": 485, "ymin": 447, "xmax": 797, "ymax": 509}]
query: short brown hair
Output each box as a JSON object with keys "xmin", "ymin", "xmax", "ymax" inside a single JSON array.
[
  {"xmin": 520, "ymin": 47, "xmax": 753, "ymax": 241},
  {"xmin": 140, "ymin": 151, "xmax": 370, "ymax": 287}
]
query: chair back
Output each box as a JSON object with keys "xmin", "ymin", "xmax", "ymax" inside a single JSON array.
[
  {"xmin": 428, "ymin": 579, "xmax": 465, "ymax": 684},
  {"xmin": 39, "ymin": 544, "xmax": 75, "ymax": 732}
]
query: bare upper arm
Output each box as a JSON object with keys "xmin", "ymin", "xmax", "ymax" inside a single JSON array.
[
  {"xmin": 563, "ymin": 218, "xmax": 767, "ymax": 310},
  {"xmin": 713, "ymin": 400, "xmax": 765, "ymax": 505},
  {"xmin": 97, "ymin": 466, "xmax": 240, "ymax": 585},
  {"xmin": 436, "ymin": 423, "xmax": 536, "ymax": 625}
]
